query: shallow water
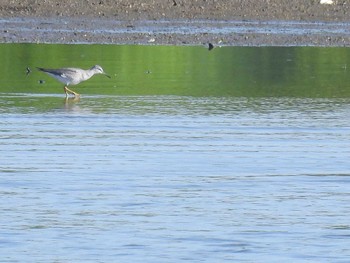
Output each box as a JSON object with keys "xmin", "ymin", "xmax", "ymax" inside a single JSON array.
[
  {"xmin": 1, "ymin": 45, "xmax": 350, "ymax": 262},
  {"xmin": 3, "ymin": 18, "xmax": 350, "ymax": 46}
]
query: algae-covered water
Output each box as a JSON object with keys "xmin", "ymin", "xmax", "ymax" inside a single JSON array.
[{"xmin": 1, "ymin": 44, "xmax": 350, "ymax": 262}]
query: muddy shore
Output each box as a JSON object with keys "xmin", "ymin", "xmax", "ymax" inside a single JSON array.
[{"xmin": 1, "ymin": 0, "xmax": 350, "ymax": 46}]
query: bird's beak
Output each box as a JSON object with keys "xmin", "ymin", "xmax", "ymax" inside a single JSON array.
[{"xmin": 103, "ymin": 72, "xmax": 111, "ymax": 78}]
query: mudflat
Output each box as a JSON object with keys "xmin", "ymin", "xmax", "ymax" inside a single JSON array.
[{"xmin": 1, "ymin": 0, "xmax": 350, "ymax": 46}]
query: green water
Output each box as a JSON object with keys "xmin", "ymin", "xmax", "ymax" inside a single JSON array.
[
  {"xmin": 2, "ymin": 44, "xmax": 350, "ymax": 262},
  {"xmin": 1, "ymin": 43, "xmax": 350, "ymax": 97}
]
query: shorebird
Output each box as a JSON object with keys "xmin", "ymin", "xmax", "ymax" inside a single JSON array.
[{"xmin": 37, "ymin": 65, "xmax": 110, "ymax": 97}]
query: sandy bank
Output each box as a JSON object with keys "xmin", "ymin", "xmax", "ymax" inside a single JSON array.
[{"xmin": 1, "ymin": 0, "xmax": 350, "ymax": 46}]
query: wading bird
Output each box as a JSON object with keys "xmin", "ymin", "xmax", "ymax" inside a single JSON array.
[{"xmin": 37, "ymin": 65, "xmax": 110, "ymax": 97}]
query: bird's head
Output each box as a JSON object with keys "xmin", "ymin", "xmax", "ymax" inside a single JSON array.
[{"xmin": 91, "ymin": 65, "xmax": 111, "ymax": 78}]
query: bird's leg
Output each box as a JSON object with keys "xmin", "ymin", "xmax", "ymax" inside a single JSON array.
[
  {"xmin": 64, "ymin": 86, "xmax": 80, "ymax": 97},
  {"xmin": 64, "ymin": 86, "xmax": 69, "ymax": 97}
]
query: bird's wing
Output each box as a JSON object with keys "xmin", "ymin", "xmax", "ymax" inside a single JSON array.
[{"xmin": 37, "ymin": 67, "xmax": 80, "ymax": 78}]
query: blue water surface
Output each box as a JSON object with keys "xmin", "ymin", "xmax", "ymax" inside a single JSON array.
[{"xmin": 1, "ymin": 94, "xmax": 350, "ymax": 262}]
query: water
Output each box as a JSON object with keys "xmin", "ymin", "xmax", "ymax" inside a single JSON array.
[{"xmin": 1, "ymin": 44, "xmax": 350, "ymax": 262}]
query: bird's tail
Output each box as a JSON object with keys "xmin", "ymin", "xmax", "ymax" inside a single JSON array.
[{"xmin": 37, "ymin": 67, "xmax": 46, "ymax": 72}]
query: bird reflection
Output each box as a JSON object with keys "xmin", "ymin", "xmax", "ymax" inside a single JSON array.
[{"xmin": 64, "ymin": 96, "xmax": 80, "ymax": 111}]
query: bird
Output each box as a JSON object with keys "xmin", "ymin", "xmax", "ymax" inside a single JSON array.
[{"xmin": 37, "ymin": 65, "xmax": 110, "ymax": 97}]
